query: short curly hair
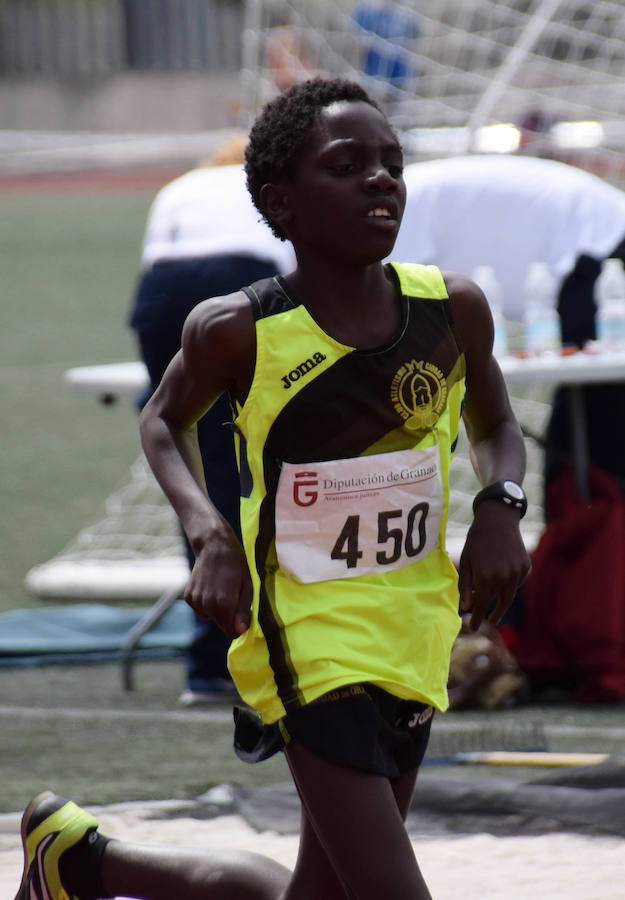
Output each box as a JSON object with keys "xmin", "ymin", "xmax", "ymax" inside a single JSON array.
[{"xmin": 245, "ymin": 77, "xmax": 381, "ymax": 240}]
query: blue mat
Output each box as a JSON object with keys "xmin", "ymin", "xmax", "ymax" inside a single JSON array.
[{"xmin": 0, "ymin": 602, "xmax": 194, "ymax": 666}]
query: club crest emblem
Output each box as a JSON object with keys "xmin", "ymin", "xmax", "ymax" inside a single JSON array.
[{"xmin": 391, "ymin": 360, "xmax": 447, "ymax": 430}]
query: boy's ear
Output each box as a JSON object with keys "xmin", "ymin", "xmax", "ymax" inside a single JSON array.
[{"xmin": 260, "ymin": 183, "xmax": 293, "ymax": 232}]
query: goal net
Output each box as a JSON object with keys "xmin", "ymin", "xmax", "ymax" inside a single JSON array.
[
  {"xmin": 26, "ymin": 456, "xmax": 189, "ymax": 603},
  {"xmin": 240, "ymin": 0, "xmax": 625, "ymax": 183}
]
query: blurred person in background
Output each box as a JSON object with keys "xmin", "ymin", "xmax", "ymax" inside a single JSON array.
[
  {"xmin": 350, "ymin": 0, "xmax": 421, "ymax": 102},
  {"xmin": 129, "ymin": 134, "xmax": 294, "ymax": 706},
  {"xmin": 264, "ymin": 2, "xmax": 316, "ymax": 93},
  {"xmin": 517, "ymin": 107, "xmax": 558, "ymax": 159},
  {"xmin": 393, "ymin": 153, "xmax": 625, "ymax": 324}
]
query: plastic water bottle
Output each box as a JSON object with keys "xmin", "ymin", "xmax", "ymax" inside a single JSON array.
[
  {"xmin": 522, "ymin": 262, "xmax": 560, "ymax": 355},
  {"xmin": 472, "ymin": 265, "xmax": 508, "ymax": 358},
  {"xmin": 594, "ymin": 257, "xmax": 625, "ymax": 351}
]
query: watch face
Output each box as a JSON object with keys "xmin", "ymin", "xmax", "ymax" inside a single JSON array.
[{"xmin": 503, "ymin": 480, "xmax": 525, "ymax": 500}]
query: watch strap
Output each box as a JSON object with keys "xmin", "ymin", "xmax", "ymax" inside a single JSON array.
[{"xmin": 472, "ymin": 480, "xmax": 528, "ymax": 519}]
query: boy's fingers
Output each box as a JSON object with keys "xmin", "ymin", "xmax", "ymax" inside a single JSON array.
[
  {"xmin": 234, "ymin": 579, "xmax": 252, "ymax": 635},
  {"xmin": 457, "ymin": 561, "xmax": 473, "ymax": 613}
]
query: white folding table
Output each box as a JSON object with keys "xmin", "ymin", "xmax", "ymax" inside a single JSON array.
[{"xmin": 499, "ymin": 349, "xmax": 625, "ymax": 502}]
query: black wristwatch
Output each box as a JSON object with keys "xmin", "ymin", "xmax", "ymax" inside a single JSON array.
[{"xmin": 472, "ymin": 480, "xmax": 527, "ymax": 519}]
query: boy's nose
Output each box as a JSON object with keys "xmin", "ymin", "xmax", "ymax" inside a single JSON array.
[{"xmin": 364, "ymin": 167, "xmax": 396, "ymax": 190}]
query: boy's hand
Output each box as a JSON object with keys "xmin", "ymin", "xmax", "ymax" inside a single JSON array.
[
  {"xmin": 184, "ymin": 530, "xmax": 252, "ymax": 639},
  {"xmin": 457, "ymin": 502, "xmax": 531, "ymax": 632}
]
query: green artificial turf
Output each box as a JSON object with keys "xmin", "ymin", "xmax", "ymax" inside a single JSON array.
[
  {"xmin": 0, "ymin": 188, "xmax": 155, "ymax": 612},
  {"xmin": 0, "ymin": 661, "xmax": 289, "ymax": 814}
]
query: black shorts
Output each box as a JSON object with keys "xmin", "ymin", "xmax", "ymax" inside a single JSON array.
[{"xmin": 233, "ymin": 683, "xmax": 434, "ymax": 779}]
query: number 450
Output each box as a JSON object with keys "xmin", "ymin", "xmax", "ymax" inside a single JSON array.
[{"xmin": 330, "ymin": 503, "xmax": 429, "ymax": 569}]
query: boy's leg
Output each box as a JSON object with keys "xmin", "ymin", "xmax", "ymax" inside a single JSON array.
[
  {"xmin": 390, "ymin": 766, "xmax": 421, "ymax": 818},
  {"xmin": 284, "ymin": 740, "xmax": 431, "ymax": 900},
  {"xmin": 100, "ymin": 843, "xmax": 290, "ymax": 900},
  {"xmin": 281, "ymin": 807, "xmax": 349, "ymax": 899},
  {"xmin": 282, "ymin": 764, "xmax": 420, "ymax": 899},
  {"xmin": 16, "ymin": 791, "xmax": 290, "ymax": 900}
]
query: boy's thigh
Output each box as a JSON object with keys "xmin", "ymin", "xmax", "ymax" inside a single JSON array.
[
  {"xmin": 281, "ymin": 807, "xmax": 350, "ymax": 900},
  {"xmin": 285, "ymin": 741, "xmax": 424, "ymax": 899}
]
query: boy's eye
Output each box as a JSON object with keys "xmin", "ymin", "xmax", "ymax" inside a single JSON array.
[
  {"xmin": 387, "ymin": 165, "xmax": 403, "ymax": 178},
  {"xmin": 329, "ymin": 163, "xmax": 355, "ymax": 175}
]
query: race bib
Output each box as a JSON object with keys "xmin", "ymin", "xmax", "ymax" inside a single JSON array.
[{"xmin": 275, "ymin": 446, "xmax": 443, "ymax": 583}]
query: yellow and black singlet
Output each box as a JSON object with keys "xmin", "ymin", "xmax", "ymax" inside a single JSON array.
[{"xmin": 228, "ymin": 262, "xmax": 465, "ymax": 724}]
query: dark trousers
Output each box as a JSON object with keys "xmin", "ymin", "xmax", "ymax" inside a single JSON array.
[
  {"xmin": 130, "ymin": 254, "xmax": 278, "ymax": 688},
  {"xmin": 548, "ymin": 239, "xmax": 625, "ymax": 499}
]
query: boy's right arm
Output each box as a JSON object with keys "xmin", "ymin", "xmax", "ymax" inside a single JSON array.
[
  {"xmin": 139, "ymin": 290, "xmax": 256, "ymax": 639},
  {"xmin": 445, "ymin": 272, "xmax": 531, "ymax": 632}
]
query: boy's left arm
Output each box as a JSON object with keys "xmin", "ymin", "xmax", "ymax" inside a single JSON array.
[{"xmin": 444, "ymin": 271, "xmax": 532, "ymax": 632}]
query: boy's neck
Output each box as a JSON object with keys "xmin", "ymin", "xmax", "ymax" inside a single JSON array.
[{"xmin": 285, "ymin": 259, "xmax": 401, "ymax": 349}]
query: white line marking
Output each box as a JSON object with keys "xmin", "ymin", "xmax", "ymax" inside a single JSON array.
[{"xmin": 0, "ymin": 705, "xmax": 232, "ymax": 723}]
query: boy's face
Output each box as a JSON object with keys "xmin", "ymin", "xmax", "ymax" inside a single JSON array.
[{"xmin": 280, "ymin": 100, "xmax": 406, "ymax": 265}]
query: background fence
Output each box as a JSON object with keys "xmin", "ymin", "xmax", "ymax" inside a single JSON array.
[{"xmin": 0, "ymin": 0, "xmax": 244, "ymax": 76}]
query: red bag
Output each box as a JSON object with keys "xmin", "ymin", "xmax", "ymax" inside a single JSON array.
[{"xmin": 516, "ymin": 464, "xmax": 625, "ymax": 703}]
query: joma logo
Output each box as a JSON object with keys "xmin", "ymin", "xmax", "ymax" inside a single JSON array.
[{"xmin": 281, "ymin": 352, "xmax": 327, "ymax": 389}]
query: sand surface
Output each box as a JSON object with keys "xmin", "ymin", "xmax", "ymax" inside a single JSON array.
[{"xmin": 2, "ymin": 802, "xmax": 625, "ymax": 899}]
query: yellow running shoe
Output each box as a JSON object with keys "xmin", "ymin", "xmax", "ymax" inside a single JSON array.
[{"xmin": 15, "ymin": 791, "xmax": 100, "ymax": 900}]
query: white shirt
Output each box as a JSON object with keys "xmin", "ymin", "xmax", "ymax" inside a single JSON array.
[
  {"xmin": 391, "ymin": 155, "xmax": 625, "ymax": 320},
  {"xmin": 141, "ymin": 163, "xmax": 295, "ymax": 274}
]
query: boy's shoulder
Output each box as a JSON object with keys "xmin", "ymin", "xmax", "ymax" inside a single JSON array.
[
  {"xmin": 184, "ymin": 288, "xmax": 255, "ymax": 345},
  {"xmin": 388, "ymin": 261, "xmax": 448, "ymax": 299},
  {"xmin": 182, "ymin": 289, "xmax": 257, "ymax": 397},
  {"xmin": 241, "ymin": 275, "xmax": 297, "ymax": 321}
]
